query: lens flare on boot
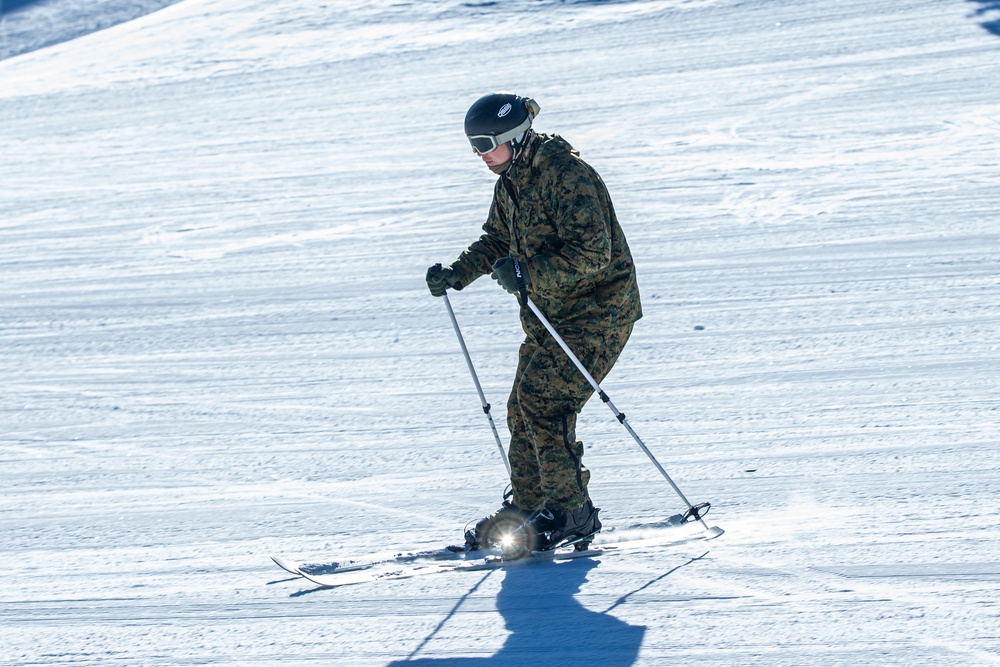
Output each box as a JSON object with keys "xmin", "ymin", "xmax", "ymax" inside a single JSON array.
[
  {"xmin": 483, "ymin": 516, "xmax": 532, "ymax": 559},
  {"xmin": 500, "ymin": 534, "xmax": 531, "ymax": 559}
]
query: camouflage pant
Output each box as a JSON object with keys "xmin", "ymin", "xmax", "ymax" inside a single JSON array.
[{"xmin": 506, "ymin": 323, "xmax": 633, "ymax": 512}]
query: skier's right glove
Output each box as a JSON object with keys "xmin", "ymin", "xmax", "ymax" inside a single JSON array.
[
  {"xmin": 490, "ymin": 257, "xmax": 531, "ymax": 296},
  {"xmin": 426, "ymin": 263, "xmax": 460, "ymax": 297}
]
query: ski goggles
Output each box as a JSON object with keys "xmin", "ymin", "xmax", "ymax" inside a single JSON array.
[{"xmin": 467, "ymin": 115, "xmax": 534, "ymax": 154}]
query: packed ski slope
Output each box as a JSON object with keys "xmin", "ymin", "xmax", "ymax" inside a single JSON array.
[
  {"xmin": 0, "ymin": 0, "xmax": 184, "ymax": 61},
  {"xmin": 2, "ymin": 0, "xmax": 999, "ymax": 665}
]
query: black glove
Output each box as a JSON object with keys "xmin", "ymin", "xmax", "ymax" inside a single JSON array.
[
  {"xmin": 490, "ymin": 257, "xmax": 531, "ymax": 295},
  {"xmin": 426, "ymin": 263, "xmax": 459, "ymax": 297}
]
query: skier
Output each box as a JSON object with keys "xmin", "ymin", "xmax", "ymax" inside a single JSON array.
[{"xmin": 426, "ymin": 92, "xmax": 642, "ymax": 554}]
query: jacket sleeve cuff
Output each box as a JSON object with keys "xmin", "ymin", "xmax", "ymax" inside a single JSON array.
[{"xmin": 448, "ymin": 262, "xmax": 475, "ymax": 291}]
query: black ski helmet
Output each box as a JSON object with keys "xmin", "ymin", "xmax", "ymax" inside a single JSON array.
[{"xmin": 464, "ymin": 92, "xmax": 540, "ymax": 154}]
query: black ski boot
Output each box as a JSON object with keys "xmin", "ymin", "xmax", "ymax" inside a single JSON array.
[
  {"xmin": 464, "ymin": 491, "xmax": 533, "ymax": 550},
  {"xmin": 520, "ymin": 500, "xmax": 602, "ymax": 554}
]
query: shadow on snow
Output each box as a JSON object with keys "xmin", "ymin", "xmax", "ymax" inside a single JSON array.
[
  {"xmin": 1, "ymin": 0, "xmax": 54, "ymax": 14},
  {"xmin": 968, "ymin": 0, "xmax": 1000, "ymax": 35},
  {"xmin": 391, "ymin": 559, "xmax": 644, "ymax": 667},
  {"xmin": 388, "ymin": 554, "xmax": 705, "ymax": 667}
]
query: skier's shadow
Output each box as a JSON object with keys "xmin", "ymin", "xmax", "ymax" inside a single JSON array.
[{"xmin": 390, "ymin": 558, "xmax": 645, "ymax": 667}]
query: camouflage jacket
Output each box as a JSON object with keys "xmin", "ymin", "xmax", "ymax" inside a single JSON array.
[{"xmin": 450, "ymin": 133, "xmax": 642, "ymax": 332}]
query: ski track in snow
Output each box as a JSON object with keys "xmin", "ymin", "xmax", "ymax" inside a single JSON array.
[{"xmin": 1, "ymin": 0, "xmax": 999, "ymax": 665}]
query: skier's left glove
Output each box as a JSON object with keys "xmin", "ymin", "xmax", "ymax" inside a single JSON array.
[{"xmin": 490, "ymin": 257, "xmax": 531, "ymax": 295}]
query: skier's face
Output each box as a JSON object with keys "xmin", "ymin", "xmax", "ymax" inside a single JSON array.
[{"xmin": 478, "ymin": 142, "xmax": 512, "ymax": 169}]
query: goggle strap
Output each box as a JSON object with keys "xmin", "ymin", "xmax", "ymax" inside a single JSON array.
[
  {"xmin": 492, "ymin": 116, "xmax": 533, "ymax": 147},
  {"xmin": 468, "ymin": 115, "xmax": 533, "ymax": 153}
]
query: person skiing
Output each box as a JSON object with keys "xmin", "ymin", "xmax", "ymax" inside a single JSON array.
[{"xmin": 426, "ymin": 92, "xmax": 642, "ymax": 555}]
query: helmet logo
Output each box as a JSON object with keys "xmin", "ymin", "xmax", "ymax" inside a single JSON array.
[{"xmin": 497, "ymin": 103, "xmax": 512, "ymax": 118}]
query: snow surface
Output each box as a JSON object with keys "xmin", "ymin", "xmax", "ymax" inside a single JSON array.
[
  {"xmin": 0, "ymin": 0, "xmax": 183, "ymax": 61},
  {"xmin": 2, "ymin": 0, "xmax": 999, "ymax": 664}
]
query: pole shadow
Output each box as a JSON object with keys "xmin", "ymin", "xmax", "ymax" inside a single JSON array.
[
  {"xmin": 389, "ymin": 559, "xmax": 645, "ymax": 667},
  {"xmin": 967, "ymin": 0, "xmax": 1000, "ymax": 35}
]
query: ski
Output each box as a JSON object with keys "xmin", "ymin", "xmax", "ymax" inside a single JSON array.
[
  {"xmin": 275, "ymin": 521, "xmax": 723, "ymax": 589},
  {"xmin": 270, "ymin": 545, "xmax": 482, "ymax": 578},
  {"xmin": 272, "ymin": 503, "xmax": 716, "ymax": 580}
]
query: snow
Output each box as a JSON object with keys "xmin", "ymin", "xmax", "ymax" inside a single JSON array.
[
  {"xmin": 1, "ymin": 0, "xmax": 999, "ymax": 664},
  {"xmin": 0, "ymin": 0, "xmax": 183, "ymax": 61}
]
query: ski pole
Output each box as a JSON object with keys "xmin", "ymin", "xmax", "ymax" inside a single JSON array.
[
  {"xmin": 512, "ymin": 260, "xmax": 716, "ymax": 534},
  {"xmin": 442, "ymin": 292, "xmax": 511, "ymax": 476}
]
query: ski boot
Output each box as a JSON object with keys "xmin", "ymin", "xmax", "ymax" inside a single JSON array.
[
  {"xmin": 504, "ymin": 500, "xmax": 602, "ymax": 558},
  {"xmin": 464, "ymin": 491, "xmax": 533, "ymax": 551}
]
